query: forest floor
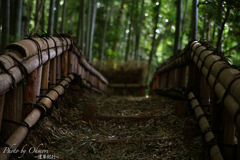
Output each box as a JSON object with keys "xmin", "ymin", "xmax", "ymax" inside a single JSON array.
[{"xmin": 12, "ymin": 85, "xmax": 210, "ymax": 160}]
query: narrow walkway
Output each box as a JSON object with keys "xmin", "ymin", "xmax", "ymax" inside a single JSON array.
[{"xmin": 12, "ymin": 86, "xmax": 209, "ymax": 160}]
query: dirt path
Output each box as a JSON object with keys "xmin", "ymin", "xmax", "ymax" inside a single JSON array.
[{"xmin": 12, "ymin": 86, "xmax": 210, "ymax": 160}]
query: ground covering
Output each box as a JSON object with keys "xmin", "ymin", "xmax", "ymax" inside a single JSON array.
[{"xmin": 12, "ymin": 85, "xmax": 210, "ymax": 160}]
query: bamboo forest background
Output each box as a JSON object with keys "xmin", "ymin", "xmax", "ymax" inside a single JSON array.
[{"xmin": 0, "ymin": 0, "xmax": 240, "ymax": 84}]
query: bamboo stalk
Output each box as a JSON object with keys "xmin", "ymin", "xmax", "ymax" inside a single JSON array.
[
  {"xmin": 0, "ymin": 74, "xmax": 74, "ymax": 160},
  {"xmin": 188, "ymin": 92, "xmax": 223, "ymax": 160},
  {"xmin": 49, "ymin": 58, "xmax": 57, "ymax": 88},
  {"xmin": 41, "ymin": 61, "xmax": 50, "ymax": 95},
  {"xmin": 1, "ymin": 85, "xmax": 23, "ymax": 140}
]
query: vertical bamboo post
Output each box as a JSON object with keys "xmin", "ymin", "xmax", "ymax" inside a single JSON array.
[
  {"xmin": 36, "ymin": 66, "xmax": 43, "ymax": 101},
  {"xmin": 23, "ymin": 69, "xmax": 38, "ymax": 119},
  {"xmin": 223, "ymin": 112, "xmax": 235, "ymax": 159},
  {"xmin": 41, "ymin": 61, "xmax": 50, "ymax": 95},
  {"xmin": 0, "ymin": 94, "xmax": 5, "ymax": 133},
  {"xmin": 1, "ymin": 85, "xmax": 23, "ymax": 140},
  {"xmin": 200, "ymin": 74, "xmax": 210, "ymax": 113},
  {"xmin": 61, "ymin": 51, "xmax": 68, "ymax": 78},
  {"xmin": 78, "ymin": 64, "xmax": 81, "ymax": 76},
  {"xmin": 56, "ymin": 56, "xmax": 61, "ymax": 83},
  {"xmin": 49, "ymin": 58, "xmax": 57, "ymax": 88},
  {"xmin": 209, "ymin": 91, "xmax": 222, "ymax": 132},
  {"xmin": 68, "ymin": 51, "xmax": 73, "ymax": 74},
  {"xmin": 176, "ymin": 66, "xmax": 187, "ymax": 87},
  {"xmin": 187, "ymin": 62, "xmax": 201, "ymax": 98},
  {"xmin": 165, "ymin": 71, "xmax": 170, "ymax": 88}
]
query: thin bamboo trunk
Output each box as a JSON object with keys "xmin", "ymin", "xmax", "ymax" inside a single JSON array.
[
  {"xmin": 48, "ymin": 0, "xmax": 55, "ymax": 35},
  {"xmin": 100, "ymin": 0, "xmax": 109, "ymax": 69},
  {"xmin": 89, "ymin": 0, "xmax": 97, "ymax": 62},
  {"xmin": 85, "ymin": 0, "xmax": 92, "ymax": 58},
  {"xmin": 54, "ymin": 0, "xmax": 60, "ymax": 31},
  {"xmin": 146, "ymin": 2, "xmax": 161, "ymax": 83},
  {"xmin": 1, "ymin": 0, "xmax": 10, "ymax": 52},
  {"xmin": 61, "ymin": 0, "xmax": 66, "ymax": 33}
]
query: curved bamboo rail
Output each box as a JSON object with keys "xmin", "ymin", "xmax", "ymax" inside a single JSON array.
[
  {"xmin": 150, "ymin": 40, "xmax": 240, "ymax": 159},
  {"xmin": 0, "ymin": 34, "xmax": 108, "ymax": 160}
]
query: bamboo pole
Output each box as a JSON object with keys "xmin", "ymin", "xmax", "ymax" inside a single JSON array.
[
  {"xmin": 0, "ymin": 94, "xmax": 5, "ymax": 133},
  {"xmin": 61, "ymin": 51, "xmax": 68, "ymax": 78},
  {"xmin": 41, "ymin": 61, "xmax": 50, "ymax": 95},
  {"xmin": 23, "ymin": 69, "xmax": 38, "ymax": 119},
  {"xmin": 36, "ymin": 66, "xmax": 43, "ymax": 101},
  {"xmin": 68, "ymin": 51, "xmax": 73, "ymax": 74},
  {"xmin": 223, "ymin": 111, "xmax": 235, "ymax": 159},
  {"xmin": 1, "ymin": 85, "xmax": 23, "ymax": 140},
  {"xmin": 176, "ymin": 66, "xmax": 187, "ymax": 87},
  {"xmin": 0, "ymin": 75, "xmax": 74, "ymax": 160},
  {"xmin": 188, "ymin": 92, "xmax": 223, "ymax": 160},
  {"xmin": 56, "ymin": 55, "xmax": 61, "ymax": 83},
  {"xmin": 49, "ymin": 58, "xmax": 57, "ymax": 88}
]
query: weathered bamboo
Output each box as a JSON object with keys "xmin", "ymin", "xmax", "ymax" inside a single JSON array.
[
  {"xmin": 36, "ymin": 66, "xmax": 43, "ymax": 101},
  {"xmin": 1, "ymin": 85, "xmax": 23, "ymax": 140},
  {"xmin": 49, "ymin": 58, "xmax": 57, "ymax": 88},
  {"xmin": 61, "ymin": 50, "xmax": 68, "ymax": 78},
  {"xmin": 190, "ymin": 43, "xmax": 240, "ymax": 130},
  {"xmin": 0, "ymin": 94, "xmax": 5, "ymax": 133},
  {"xmin": 108, "ymin": 84, "xmax": 147, "ymax": 88},
  {"xmin": 188, "ymin": 92, "xmax": 223, "ymax": 160},
  {"xmin": 56, "ymin": 55, "xmax": 61, "ymax": 83},
  {"xmin": 68, "ymin": 51, "xmax": 73, "ymax": 73},
  {"xmin": 41, "ymin": 61, "xmax": 50, "ymax": 95},
  {"xmin": 0, "ymin": 74, "xmax": 75, "ymax": 160},
  {"xmin": 176, "ymin": 66, "xmax": 187, "ymax": 87},
  {"xmin": 6, "ymin": 37, "xmax": 72, "ymax": 58},
  {"xmin": 223, "ymin": 111, "xmax": 235, "ymax": 159},
  {"xmin": 187, "ymin": 61, "xmax": 201, "ymax": 98},
  {"xmin": 23, "ymin": 69, "xmax": 38, "ymax": 118}
]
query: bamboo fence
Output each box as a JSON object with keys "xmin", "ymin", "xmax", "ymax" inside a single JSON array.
[
  {"xmin": 150, "ymin": 40, "xmax": 240, "ymax": 160},
  {"xmin": 0, "ymin": 34, "xmax": 108, "ymax": 160}
]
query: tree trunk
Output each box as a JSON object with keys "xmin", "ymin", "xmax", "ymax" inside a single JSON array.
[
  {"xmin": 191, "ymin": 0, "xmax": 198, "ymax": 40},
  {"xmin": 100, "ymin": 0, "xmax": 109, "ymax": 69},
  {"xmin": 216, "ymin": 6, "xmax": 230, "ymax": 52},
  {"xmin": 81, "ymin": 0, "xmax": 85, "ymax": 51},
  {"xmin": 89, "ymin": 0, "xmax": 97, "ymax": 62},
  {"xmin": 85, "ymin": 0, "xmax": 92, "ymax": 58},
  {"xmin": 33, "ymin": 0, "xmax": 44, "ymax": 33},
  {"xmin": 173, "ymin": 0, "xmax": 182, "ymax": 54},
  {"xmin": 1, "ymin": 0, "xmax": 10, "ymax": 52},
  {"xmin": 77, "ymin": 0, "xmax": 85, "ymax": 48},
  {"xmin": 136, "ymin": 0, "xmax": 145, "ymax": 66},
  {"xmin": 21, "ymin": 0, "xmax": 25, "ymax": 38},
  {"xmin": 48, "ymin": 0, "xmax": 55, "ymax": 36},
  {"xmin": 146, "ymin": 1, "xmax": 161, "ymax": 84},
  {"xmin": 25, "ymin": 0, "xmax": 33, "ymax": 35},
  {"xmin": 10, "ymin": 0, "xmax": 15, "ymax": 42},
  {"xmin": 40, "ymin": 0, "xmax": 45, "ymax": 32},
  {"xmin": 180, "ymin": 0, "xmax": 188, "ymax": 49},
  {"xmin": 124, "ymin": 16, "xmax": 132, "ymax": 62},
  {"xmin": 61, "ymin": 0, "xmax": 66, "ymax": 33},
  {"xmin": 132, "ymin": 0, "xmax": 139, "ymax": 60},
  {"xmin": 54, "ymin": 0, "xmax": 60, "ymax": 32}
]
